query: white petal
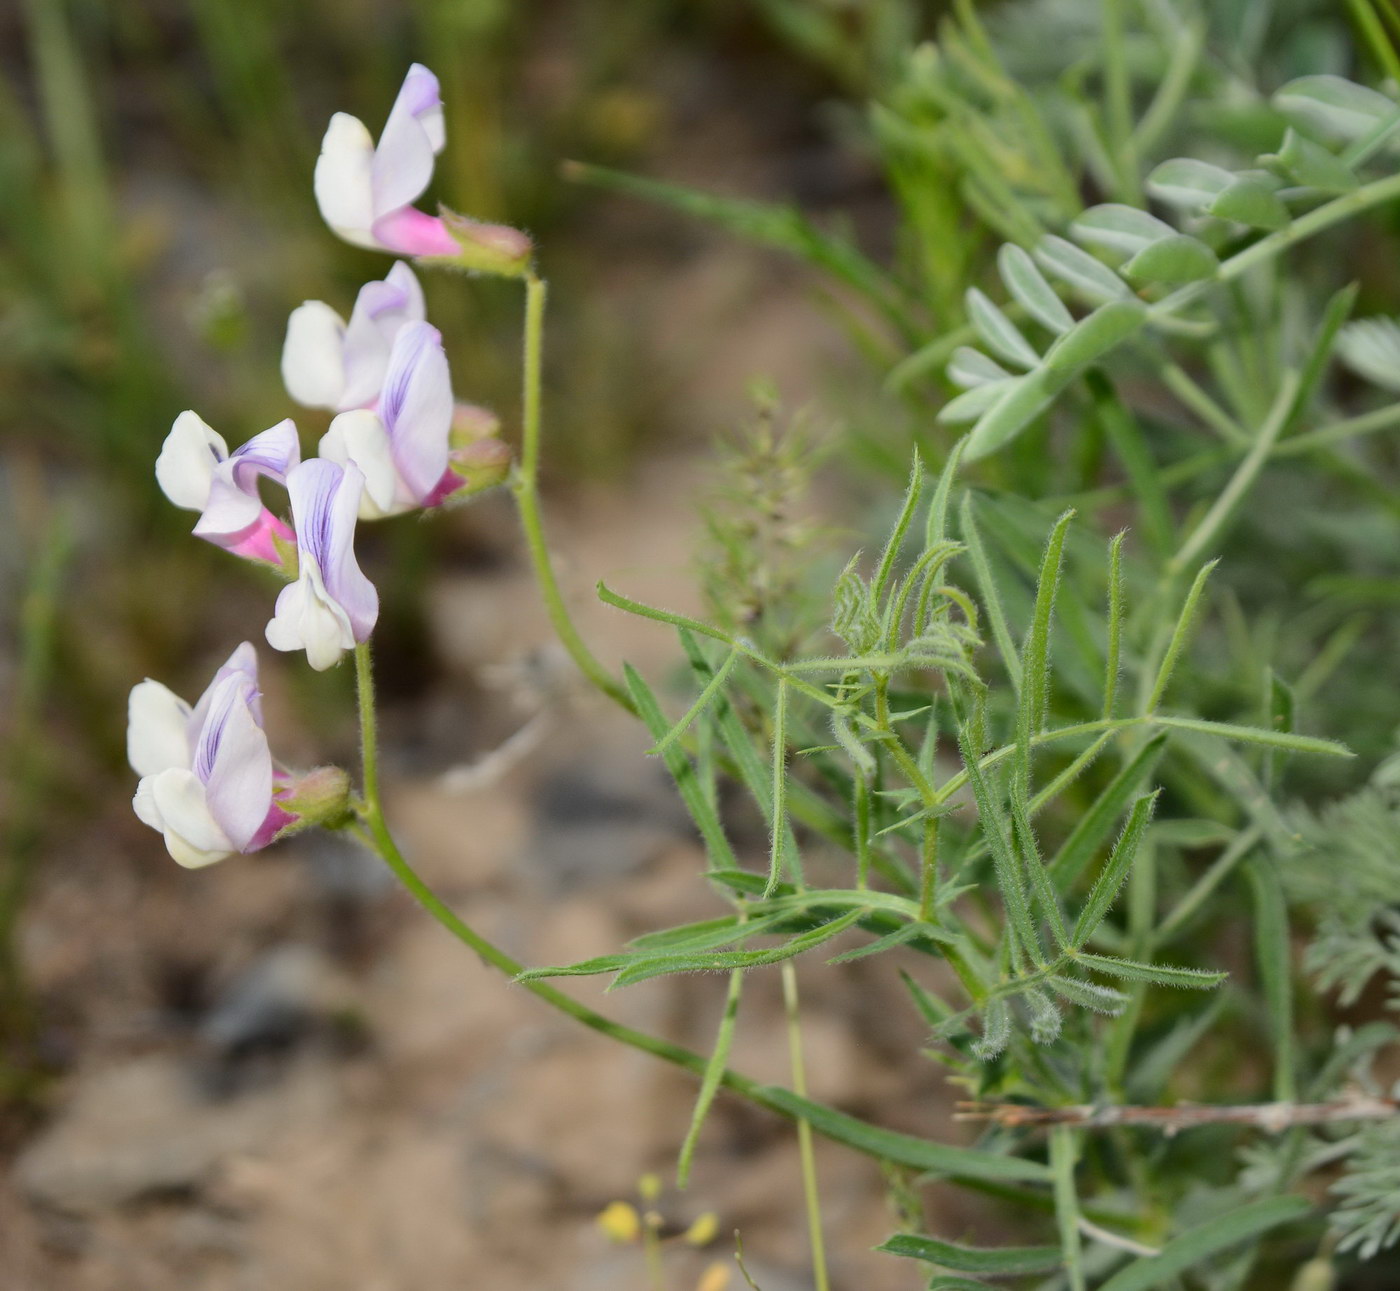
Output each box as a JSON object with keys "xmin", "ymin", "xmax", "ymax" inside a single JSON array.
[
  {"xmin": 282, "ymin": 302, "xmax": 348, "ymax": 409},
  {"xmin": 156, "ymin": 412, "xmax": 228, "ymax": 511},
  {"xmin": 127, "ymin": 680, "xmax": 193, "ymax": 777},
  {"xmin": 320, "ymin": 411, "xmax": 405, "ymax": 518},
  {"xmin": 265, "ymin": 553, "xmax": 356, "ymax": 672},
  {"xmin": 148, "ymin": 767, "xmax": 235, "ymax": 868},
  {"xmin": 314, "ymin": 113, "xmax": 377, "ymax": 247},
  {"xmin": 133, "ymin": 776, "xmax": 165, "ymax": 832}
]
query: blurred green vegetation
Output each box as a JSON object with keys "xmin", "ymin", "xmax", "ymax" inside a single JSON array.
[{"xmin": 0, "ymin": 0, "xmax": 956, "ymax": 1096}]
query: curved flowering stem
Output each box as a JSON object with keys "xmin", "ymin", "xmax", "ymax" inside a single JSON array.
[
  {"xmin": 510, "ymin": 273, "xmax": 636, "ymax": 713},
  {"xmin": 349, "ymin": 643, "xmax": 1038, "ymax": 1186}
]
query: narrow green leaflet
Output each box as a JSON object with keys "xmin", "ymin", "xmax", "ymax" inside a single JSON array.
[
  {"xmin": 648, "ymin": 645, "xmax": 740, "ymax": 755},
  {"xmin": 1047, "ymin": 975, "xmax": 1129, "ymax": 1014},
  {"xmin": 1267, "ymin": 128, "xmax": 1358, "ymax": 193},
  {"xmin": 927, "ymin": 1280, "xmax": 994, "ymax": 1290},
  {"xmin": 1042, "ymin": 301, "xmax": 1146, "ymax": 377},
  {"xmin": 1146, "ymin": 561, "xmax": 1218, "ymax": 711},
  {"xmin": 1070, "ymin": 791, "xmax": 1159, "ymax": 949},
  {"xmin": 1097, "ymin": 1196, "xmax": 1310, "ymax": 1291},
  {"xmin": 1147, "ymin": 157, "xmax": 1233, "ymax": 208},
  {"xmin": 998, "ymin": 243, "xmax": 1074, "ymax": 334},
  {"xmin": 1209, "ymin": 176, "xmax": 1289, "ymax": 231},
  {"xmin": 877, "ymin": 1233, "xmax": 1064, "ymax": 1275},
  {"xmin": 1274, "ymin": 74, "xmax": 1398, "ymax": 145},
  {"xmin": 1122, "ymin": 234, "xmax": 1218, "ymax": 284},
  {"xmin": 676, "ymin": 966, "xmax": 743, "ymax": 1187},
  {"xmin": 1078, "ymin": 951, "xmax": 1226, "ymax": 990},
  {"xmin": 1154, "ymin": 715, "xmax": 1352, "ymax": 758},
  {"xmin": 611, "ymin": 909, "xmax": 866, "ymax": 987},
  {"xmin": 1336, "ymin": 315, "xmax": 1400, "ymax": 393},
  {"xmin": 1034, "ymin": 235, "xmax": 1133, "ymax": 303},
  {"xmin": 1071, "ymin": 204, "xmax": 1177, "ymax": 257},
  {"xmin": 966, "ymin": 287, "xmax": 1041, "ymax": 369},
  {"xmin": 629, "ymin": 911, "xmax": 796, "ymax": 953},
  {"xmin": 949, "ymin": 346, "xmax": 1012, "ymax": 388},
  {"xmin": 517, "ymin": 910, "xmax": 866, "ymax": 986},
  {"xmin": 942, "ymin": 380, "xmax": 1020, "ymax": 424}
]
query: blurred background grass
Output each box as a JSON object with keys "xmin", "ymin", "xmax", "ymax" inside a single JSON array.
[{"xmin": 0, "ymin": 0, "xmax": 952, "ymax": 1123}]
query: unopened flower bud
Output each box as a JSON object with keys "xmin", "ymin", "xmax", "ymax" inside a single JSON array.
[
  {"xmin": 450, "ymin": 402, "xmax": 502, "ymax": 449},
  {"xmin": 446, "ymin": 437, "xmax": 512, "ymax": 498},
  {"xmin": 432, "ymin": 207, "xmax": 534, "ymax": 278},
  {"xmin": 275, "ymin": 766, "xmax": 355, "ymax": 834}
]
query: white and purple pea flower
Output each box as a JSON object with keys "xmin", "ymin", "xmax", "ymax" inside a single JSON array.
[
  {"xmin": 265, "ymin": 459, "xmax": 380, "ymax": 671},
  {"xmin": 313, "ymin": 63, "xmax": 532, "ymax": 275},
  {"xmin": 282, "ymin": 265, "xmax": 505, "ymax": 517},
  {"xmin": 282, "ymin": 261, "xmax": 426, "ymax": 414},
  {"xmin": 156, "ymin": 413, "xmax": 300, "ymax": 566},
  {"xmin": 128, "ymin": 644, "xmax": 292, "ymax": 868},
  {"xmin": 314, "ymin": 63, "xmax": 456, "ymax": 259}
]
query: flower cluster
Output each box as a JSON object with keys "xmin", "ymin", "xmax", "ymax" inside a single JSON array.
[{"xmin": 130, "ymin": 64, "xmax": 523, "ymax": 867}]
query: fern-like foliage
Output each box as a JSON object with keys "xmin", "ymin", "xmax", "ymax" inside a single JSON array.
[{"xmin": 1284, "ymin": 769, "xmax": 1400, "ymax": 1008}]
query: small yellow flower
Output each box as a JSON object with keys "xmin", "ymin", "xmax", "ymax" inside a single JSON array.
[
  {"xmin": 696, "ymin": 1261, "xmax": 731, "ymax": 1291},
  {"xmin": 639, "ymin": 1171, "xmax": 663, "ymax": 1203},
  {"xmin": 684, "ymin": 1212, "xmax": 720, "ymax": 1246},
  {"xmin": 597, "ymin": 1200, "xmax": 641, "ymax": 1244}
]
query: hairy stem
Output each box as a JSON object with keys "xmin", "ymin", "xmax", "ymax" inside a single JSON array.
[
  {"xmin": 783, "ymin": 962, "xmax": 830, "ymax": 1291},
  {"xmin": 511, "ymin": 272, "xmax": 635, "ymax": 712}
]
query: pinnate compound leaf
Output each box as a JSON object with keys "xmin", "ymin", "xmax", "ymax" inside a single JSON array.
[
  {"xmin": 877, "ymin": 1233, "xmax": 1063, "ymax": 1275},
  {"xmin": 1097, "ymin": 1195, "xmax": 1310, "ymax": 1291}
]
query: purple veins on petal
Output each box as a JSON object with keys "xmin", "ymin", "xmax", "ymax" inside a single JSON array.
[{"xmin": 379, "ymin": 320, "xmax": 452, "ymax": 501}]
